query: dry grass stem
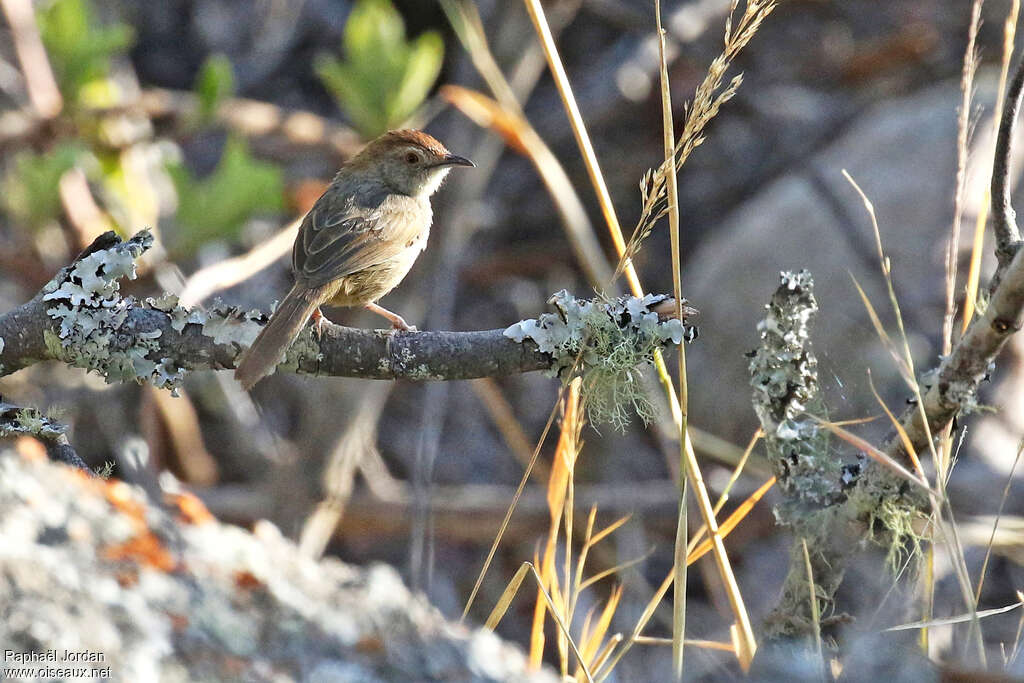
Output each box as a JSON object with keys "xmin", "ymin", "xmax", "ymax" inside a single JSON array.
[
  {"xmin": 437, "ymin": 12, "xmax": 614, "ymax": 287},
  {"xmin": 617, "ymin": 0, "xmax": 776, "ymax": 275},
  {"xmin": 484, "ymin": 561, "xmax": 594, "ymax": 683},
  {"xmin": 843, "ymin": 170, "xmax": 986, "ymax": 663},
  {"xmin": 883, "ymin": 599, "xmax": 1024, "ymax": 632},
  {"xmin": 180, "ymin": 218, "xmax": 300, "ymax": 308},
  {"xmin": 655, "ymin": 1, "xmax": 689, "ymax": 677},
  {"xmin": 945, "ymin": 0, "xmax": 982, "ymax": 355},
  {"xmin": 801, "ymin": 538, "xmax": 825, "ymax": 678},
  {"xmin": 1, "ymin": 0, "xmax": 63, "ymax": 118},
  {"xmin": 523, "ymin": 0, "xmax": 762, "ymax": 669},
  {"xmin": 462, "ymin": 384, "xmax": 566, "ymax": 621},
  {"xmin": 522, "ymin": 0, "xmax": 641, "ymax": 295},
  {"xmin": 964, "ymin": 0, "xmax": 1020, "ymax": 332},
  {"xmin": 974, "ymin": 439, "xmax": 1024, "ymax": 602}
]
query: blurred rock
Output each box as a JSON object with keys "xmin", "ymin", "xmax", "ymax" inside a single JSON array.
[
  {"xmin": 684, "ymin": 71, "xmax": 1023, "ymax": 459},
  {"xmin": 0, "ymin": 450, "xmax": 555, "ymax": 682}
]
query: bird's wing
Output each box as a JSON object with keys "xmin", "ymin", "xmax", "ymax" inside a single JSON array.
[{"xmin": 292, "ymin": 191, "xmax": 426, "ymax": 288}]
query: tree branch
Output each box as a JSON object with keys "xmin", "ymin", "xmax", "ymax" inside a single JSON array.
[
  {"xmin": 884, "ymin": 241, "xmax": 1024, "ymax": 462},
  {"xmin": 0, "ymin": 231, "xmax": 693, "ymax": 390},
  {"xmin": 883, "ymin": 56, "xmax": 1024, "ymax": 464},
  {"xmin": 992, "ymin": 56, "xmax": 1024, "ymax": 280},
  {"xmin": 0, "ymin": 400, "xmax": 90, "ymax": 472}
]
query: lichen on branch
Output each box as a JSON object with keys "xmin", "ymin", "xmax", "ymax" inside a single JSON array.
[
  {"xmin": 0, "ymin": 232, "xmax": 693, "ymax": 401},
  {"xmin": 749, "ymin": 270, "xmax": 841, "ymax": 520},
  {"xmin": 505, "ymin": 289, "xmax": 697, "ymax": 429}
]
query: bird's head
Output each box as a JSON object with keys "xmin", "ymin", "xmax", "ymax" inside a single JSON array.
[{"xmin": 356, "ymin": 129, "xmax": 475, "ymax": 198}]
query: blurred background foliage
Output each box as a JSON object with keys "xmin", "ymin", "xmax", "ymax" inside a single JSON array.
[
  {"xmin": 316, "ymin": 0, "xmax": 443, "ymax": 137},
  {"xmin": 38, "ymin": 0, "xmax": 133, "ymax": 104},
  {"xmin": 3, "ymin": 142, "xmax": 78, "ymax": 229},
  {"xmin": 166, "ymin": 135, "xmax": 283, "ymax": 256},
  {"xmin": 5, "ymin": 0, "xmax": 439, "ymax": 259}
]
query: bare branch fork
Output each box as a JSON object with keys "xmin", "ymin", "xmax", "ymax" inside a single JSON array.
[
  {"xmin": 883, "ymin": 56, "xmax": 1024, "ymax": 464},
  {"xmin": 0, "ymin": 231, "xmax": 693, "ymax": 390}
]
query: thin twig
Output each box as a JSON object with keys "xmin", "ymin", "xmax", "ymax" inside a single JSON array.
[
  {"xmin": 0, "ymin": 0, "xmax": 62, "ymax": 119},
  {"xmin": 991, "ymin": 56, "xmax": 1024, "ymax": 283}
]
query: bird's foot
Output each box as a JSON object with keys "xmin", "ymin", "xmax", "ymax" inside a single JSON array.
[
  {"xmin": 365, "ymin": 303, "xmax": 417, "ymax": 332},
  {"xmin": 310, "ymin": 307, "xmax": 328, "ymax": 340}
]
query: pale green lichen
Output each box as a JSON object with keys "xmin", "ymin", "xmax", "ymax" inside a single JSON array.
[
  {"xmin": 278, "ymin": 326, "xmax": 323, "ymax": 374},
  {"xmin": 199, "ymin": 303, "xmax": 263, "ymax": 350},
  {"xmin": 384, "ymin": 346, "xmax": 444, "ymax": 380},
  {"xmin": 40, "ymin": 232, "xmax": 280, "ymax": 392},
  {"xmin": 0, "ymin": 404, "xmax": 67, "ymax": 441},
  {"xmin": 504, "ymin": 290, "xmax": 695, "ymax": 431},
  {"xmin": 749, "ymin": 270, "xmax": 842, "ymax": 524},
  {"xmin": 149, "ymin": 293, "xmax": 208, "ymax": 332},
  {"xmin": 42, "ymin": 231, "xmax": 189, "ymax": 392}
]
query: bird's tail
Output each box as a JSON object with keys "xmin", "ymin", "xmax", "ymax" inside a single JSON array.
[{"xmin": 235, "ymin": 283, "xmax": 324, "ymax": 391}]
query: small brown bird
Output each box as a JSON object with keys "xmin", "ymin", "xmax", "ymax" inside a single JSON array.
[{"xmin": 234, "ymin": 129, "xmax": 474, "ymax": 390}]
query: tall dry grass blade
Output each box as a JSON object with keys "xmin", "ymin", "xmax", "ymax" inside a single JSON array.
[
  {"xmin": 964, "ymin": 0, "xmax": 1019, "ymax": 333},
  {"xmin": 462, "ymin": 386, "xmax": 565, "ymax": 621},
  {"xmin": 632, "ymin": 636, "xmax": 735, "ymax": 652},
  {"xmin": 586, "ymin": 514, "xmax": 632, "ymax": 550},
  {"xmin": 521, "ymin": 0, "xmax": 641, "ymax": 296},
  {"xmin": 843, "ymin": 170, "xmax": 985, "ymax": 660},
  {"xmin": 946, "ymin": 0, "xmax": 982, "ymax": 354},
  {"xmin": 574, "ymin": 513, "xmax": 634, "ymax": 593},
  {"xmin": 485, "ymin": 561, "xmax": 595, "ymax": 683},
  {"xmin": 867, "ymin": 370, "xmax": 926, "ymax": 481},
  {"xmin": 655, "ymin": 1, "xmax": 689, "ymax": 678},
  {"xmin": 529, "ymin": 548, "xmax": 546, "ymax": 669},
  {"xmin": 578, "ymin": 552, "xmax": 653, "ymax": 593},
  {"xmin": 849, "ymin": 273, "xmax": 913, "ymax": 384},
  {"xmin": 561, "ymin": 381, "xmax": 584, "ymax": 674},
  {"xmin": 437, "ymin": 83, "xmax": 614, "ymax": 286},
  {"xmin": 802, "ymin": 538, "xmax": 826, "ymax": 679},
  {"xmin": 486, "ymin": 561, "xmax": 531, "ymax": 630},
  {"xmin": 578, "ymin": 584, "xmax": 623, "ymax": 673},
  {"xmin": 618, "ymin": 0, "xmax": 776, "ymax": 272},
  {"xmin": 687, "ymin": 476, "xmax": 776, "ymax": 564},
  {"xmin": 1009, "ymin": 591, "xmax": 1024, "ymax": 668},
  {"xmin": 843, "ymin": 171, "xmax": 946, "ymax": 471},
  {"xmin": 936, "ymin": 4, "xmax": 983, "ymax": 652},
  {"xmin": 524, "ymin": 0, "xmax": 761, "ymax": 667},
  {"xmin": 814, "ymin": 418, "xmax": 930, "ymax": 492},
  {"xmin": 596, "ymin": 475, "xmax": 774, "ymax": 680},
  {"xmin": 708, "ymin": 429, "xmax": 763, "ymax": 515},
  {"xmin": 589, "ymin": 634, "xmax": 623, "ymax": 675},
  {"xmin": 441, "ymin": 1, "xmax": 615, "ymax": 287},
  {"xmin": 883, "ymin": 599, "xmax": 1024, "ymax": 631},
  {"xmin": 974, "ymin": 438, "xmax": 1024, "ymax": 602},
  {"xmin": 684, "ymin": 428, "xmax": 765, "ymax": 567},
  {"xmin": 595, "ymin": 571, "xmax": 673, "ymax": 682}
]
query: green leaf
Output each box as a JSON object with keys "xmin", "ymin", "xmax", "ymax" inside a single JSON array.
[
  {"xmin": 3, "ymin": 144, "xmax": 82, "ymax": 230},
  {"xmin": 37, "ymin": 0, "xmax": 134, "ymax": 101},
  {"xmin": 386, "ymin": 31, "xmax": 444, "ymax": 126},
  {"xmin": 195, "ymin": 54, "xmax": 236, "ymax": 122},
  {"xmin": 315, "ymin": 56, "xmax": 384, "ymax": 138},
  {"xmin": 167, "ymin": 136, "xmax": 284, "ymax": 255},
  {"xmin": 317, "ymin": 0, "xmax": 444, "ymax": 138}
]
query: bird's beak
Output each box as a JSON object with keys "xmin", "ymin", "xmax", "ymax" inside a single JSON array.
[{"xmin": 438, "ymin": 153, "xmax": 475, "ymax": 168}]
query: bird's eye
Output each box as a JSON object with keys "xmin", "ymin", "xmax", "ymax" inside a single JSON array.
[{"xmin": 405, "ymin": 151, "xmax": 421, "ymax": 164}]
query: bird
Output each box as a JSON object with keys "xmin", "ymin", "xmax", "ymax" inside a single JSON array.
[{"xmin": 234, "ymin": 129, "xmax": 474, "ymax": 390}]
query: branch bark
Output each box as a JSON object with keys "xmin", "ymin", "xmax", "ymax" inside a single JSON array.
[
  {"xmin": 0, "ymin": 401, "xmax": 89, "ymax": 472},
  {"xmin": 883, "ymin": 56, "xmax": 1024, "ymax": 464},
  {"xmin": 0, "ymin": 231, "xmax": 690, "ymax": 388}
]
